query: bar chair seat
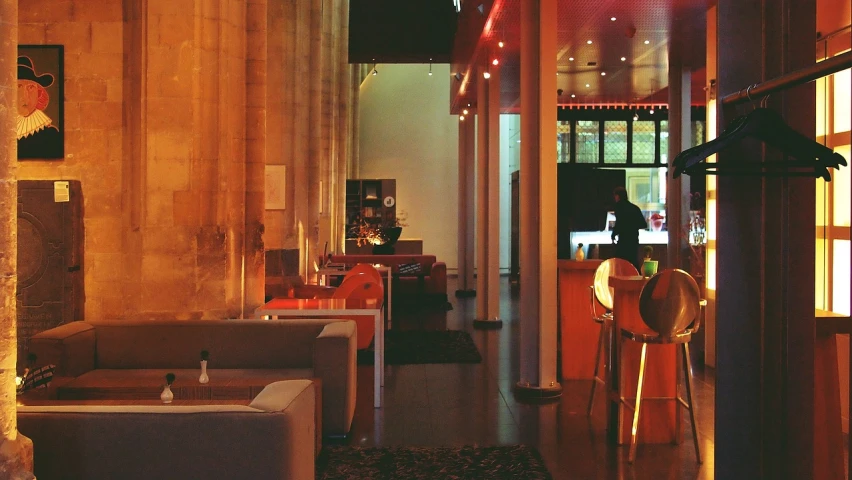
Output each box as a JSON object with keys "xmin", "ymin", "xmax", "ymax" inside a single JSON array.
[
  {"xmin": 617, "ymin": 269, "xmax": 705, "ymax": 464},
  {"xmin": 587, "ymin": 258, "xmax": 639, "ymax": 417}
]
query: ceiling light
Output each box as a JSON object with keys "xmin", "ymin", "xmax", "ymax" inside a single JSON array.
[
  {"xmin": 467, "ymin": 103, "xmax": 471, "ymax": 107},
  {"xmin": 585, "ymin": 83, "xmax": 590, "ymax": 88},
  {"xmin": 372, "ymin": 68, "xmax": 377, "ymax": 76},
  {"xmin": 610, "ymin": 16, "xmax": 617, "ymax": 21},
  {"xmin": 428, "ymin": 62, "xmax": 433, "ymax": 76},
  {"xmin": 601, "ymin": 72, "xmax": 606, "ymax": 76},
  {"xmin": 460, "ymin": 115, "xmax": 465, "ymax": 121},
  {"xmin": 492, "ymin": 59, "xmax": 499, "ymax": 66},
  {"xmin": 571, "ymin": 94, "xmax": 576, "ymax": 98},
  {"xmin": 586, "ymin": 40, "xmax": 593, "ymax": 44},
  {"xmin": 649, "ymin": 108, "xmax": 655, "ymax": 114},
  {"xmin": 463, "ymin": 109, "xmax": 469, "ymax": 115},
  {"xmin": 633, "ymin": 113, "xmax": 639, "ymax": 121},
  {"xmin": 498, "ymin": 41, "xmax": 505, "ymax": 48},
  {"xmin": 620, "ymin": 56, "xmax": 626, "ymax": 61},
  {"xmin": 483, "ymin": 71, "xmax": 491, "ymax": 79},
  {"xmin": 644, "ymin": 40, "xmax": 650, "ymax": 44},
  {"xmin": 556, "ymin": 72, "xmax": 559, "ymax": 76},
  {"xmin": 568, "ymin": 57, "xmax": 575, "ymax": 61}
]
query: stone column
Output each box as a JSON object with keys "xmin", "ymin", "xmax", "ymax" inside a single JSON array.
[
  {"xmin": 0, "ymin": 0, "xmax": 35, "ymax": 476},
  {"xmin": 715, "ymin": 0, "xmax": 815, "ymax": 477},
  {"xmin": 244, "ymin": 0, "xmax": 268, "ymax": 314},
  {"xmin": 666, "ymin": 63, "xmax": 691, "ymax": 271},
  {"xmin": 516, "ymin": 0, "xmax": 561, "ymax": 398},
  {"xmin": 456, "ymin": 114, "xmax": 475, "ymax": 295},
  {"xmin": 307, "ymin": 0, "xmax": 323, "ymax": 279},
  {"xmin": 474, "ymin": 65, "xmax": 502, "ymax": 328}
]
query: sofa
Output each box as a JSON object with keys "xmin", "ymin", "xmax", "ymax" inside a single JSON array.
[
  {"xmin": 18, "ymin": 380, "xmax": 316, "ymax": 480},
  {"xmin": 27, "ymin": 318, "xmax": 356, "ymax": 436},
  {"xmin": 328, "ymin": 254, "xmax": 448, "ymax": 306}
]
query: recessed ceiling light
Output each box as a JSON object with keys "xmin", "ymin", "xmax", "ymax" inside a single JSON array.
[
  {"xmin": 498, "ymin": 41, "xmax": 504, "ymax": 48},
  {"xmin": 463, "ymin": 109, "xmax": 469, "ymax": 115},
  {"xmin": 649, "ymin": 108, "xmax": 655, "ymax": 114},
  {"xmin": 601, "ymin": 72, "xmax": 606, "ymax": 76},
  {"xmin": 492, "ymin": 59, "xmax": 499, "ymax": 65},
  {"xmin": 620, "ymin": 56, "xmax": 626, "ymax": 61},
  {"xmin": 571, "ymin": 94, "xmax": 576, "ymax": 98},
  {"xmin": 568, "ymin": 57, "xmax": 575, "ymax": 61},
  {"xmin": 483, "ymin": 71, "xmax": 491, "ymax": 79},
  {"xmin": 460, "ymin": 115, "xmax": 465, "ymax": 121},
  {"xmin": 610, "ymin": 16, "xmax": 616, "ymax": 21},
  {"xmin": 586, "ymin": 40, "xmax": 593, "ymax": 44},
  {"xmin": 585, "ymin": 83, "xmax": 590, "ymax": 88},
  {"xmin": 644, "ymin": 40, "xmax": 650, "ymax": 44},
  {"xmin": 556, "ymin": 72, "xmax": 559, "ymax": 76}
]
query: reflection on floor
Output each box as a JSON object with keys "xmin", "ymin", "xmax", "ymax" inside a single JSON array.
[{"xmin": 338, "ymin": 277, "xmax": 716, "ymax": 480}]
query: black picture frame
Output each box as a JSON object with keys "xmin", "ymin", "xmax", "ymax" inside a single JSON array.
[{"xmin": 17, "ymin": 45, "xmax": 64, "ymax": 160}]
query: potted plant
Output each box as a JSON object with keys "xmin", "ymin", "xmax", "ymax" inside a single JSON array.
[
  {"xmin": 641, "ymin": 246, "xmax": 658, "ymax": 277},
  {"xmin": 199, "ymin": 350, "xmax": 210, "ymax": 384},
  {"xmin": 349, "ymin": 210, "xmax": 408, "ymax": 254},
  {"xmin": 161, "ymin": 373, "xmax": 176, "ymax": 403}
]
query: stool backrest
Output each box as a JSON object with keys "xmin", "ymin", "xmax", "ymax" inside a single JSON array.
[
  {"xmin": 593, "ymin": 258, "xmax": 640, "ymax": 310},
  {"xmin": 638, "ymin": 269, "xmax": 701, "ymax": 338},
  {"xmin": 333, "ymin": 274, "xmax": 384, "ymax": 303}
]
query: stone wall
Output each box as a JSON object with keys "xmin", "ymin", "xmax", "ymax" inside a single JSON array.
[{"xmin": 17, "ymin": 0, "xmax": 358, "ymax": 320}]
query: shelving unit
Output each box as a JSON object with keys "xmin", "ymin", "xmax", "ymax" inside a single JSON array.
[{"xmin": 345, "ymin": 179, "xmax": 396, "ymax": 238}]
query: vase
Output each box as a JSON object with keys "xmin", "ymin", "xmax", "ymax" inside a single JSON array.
[
  {"xmin": 199, "ymin": 360, "xmax": 209, "ymax": 384},
  {"xmin": 642, "ymin": 260, "xmax": 659, "ymax": 277},
  {"xmin": 160, "ymin": 384, "xmax": 174, "ymax": 404}
]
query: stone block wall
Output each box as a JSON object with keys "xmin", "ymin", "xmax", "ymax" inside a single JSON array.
[{"xmin": 15, "ymin": 0, "xmax": 357, "ymax": 320}]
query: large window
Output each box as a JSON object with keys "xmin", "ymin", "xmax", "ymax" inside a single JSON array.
[
  {"xmin": 554, "ymin": 114, "xmax": 704, "ymax": 165},
  {"xmin": 815, "ymin": 50, "xmax": 851, "ymax": 316}
]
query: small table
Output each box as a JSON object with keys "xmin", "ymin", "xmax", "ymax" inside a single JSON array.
[
  {"xmin": 318, "ymin": 265, "xmax": 393, "ymax": 329},
  {"xmin": 255, "ymin": 298, "xmax": 385, "ymax": 408}
]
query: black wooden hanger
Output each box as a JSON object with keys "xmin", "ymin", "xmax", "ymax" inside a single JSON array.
[{"xmin": 672, "ymin": 107, "xmax": 847, "ymax": 181}]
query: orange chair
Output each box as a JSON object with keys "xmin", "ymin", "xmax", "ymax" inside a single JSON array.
[
  {"xmin": 293, "ymin": 264, "xmax": 383, "ymax": 300},
  {"xmin": 332, "ymin": 275, "xmax": 384, "ymax": 349}
]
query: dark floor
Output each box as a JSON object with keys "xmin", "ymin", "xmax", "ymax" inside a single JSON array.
[{"xmin": 338, "ymin": 277, "xmax": 716, "ymax": 480}]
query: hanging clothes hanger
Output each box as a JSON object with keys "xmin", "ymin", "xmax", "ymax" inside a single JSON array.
[{"xmin": 672, "ymin": 90, "xmax": 847, "ymax": 180}]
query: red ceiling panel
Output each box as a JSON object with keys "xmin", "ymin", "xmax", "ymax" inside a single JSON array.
[{"xmin": 451, "ymin": 0, "xmax": 709, "ymax": 114}]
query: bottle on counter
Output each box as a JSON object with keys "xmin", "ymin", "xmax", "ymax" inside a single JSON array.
[{"xmin": 575, "ymin": 243, "xmax": 585, "ymax": 261}]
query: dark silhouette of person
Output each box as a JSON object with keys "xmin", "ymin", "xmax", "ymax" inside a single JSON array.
[
  {"xmin": 17, "ymin": 56, "xmax": 62, "ymax": 159},
  {"xmin": 611, "ymin": 186, "xmax": 648, "ymax": 271}
]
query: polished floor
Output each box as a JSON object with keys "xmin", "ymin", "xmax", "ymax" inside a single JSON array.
[{"xmin": 339, "ymin": 277, "xmax": 716, "ymax": 480}]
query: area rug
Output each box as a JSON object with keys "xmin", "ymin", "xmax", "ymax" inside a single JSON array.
[
  {"xmin": 357, "ymin": 330, "xmax": 482, "ymax": 365},
  {"xmin": 316, "ymin": 445, "xmax": 553, "ymax": 480}
]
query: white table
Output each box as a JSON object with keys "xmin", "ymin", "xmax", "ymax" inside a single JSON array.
[
  {"xmin": 317, "ymin": 266, "xmax": 393, "ymax": 329},
  {"xmin": 254, "ymin": 298, "xmax": 385, "ymax": 408}
]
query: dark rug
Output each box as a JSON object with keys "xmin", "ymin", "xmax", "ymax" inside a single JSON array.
[
  {"xmin": 316, "ymin": 445, "xmax": 553, "ymax": 480},
  {"xmin": 357, "ymin": 330, "xmax": 482, "ymax": 365}
]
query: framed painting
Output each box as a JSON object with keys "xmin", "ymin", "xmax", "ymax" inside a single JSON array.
[{"xmin": 17, "ymin": 45, "xmax": 64, "ymax": 160}]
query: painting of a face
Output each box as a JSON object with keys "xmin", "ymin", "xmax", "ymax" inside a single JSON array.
[{"xmin": 17, "ymin": 80, "xmax": 41, "ymax": 117}]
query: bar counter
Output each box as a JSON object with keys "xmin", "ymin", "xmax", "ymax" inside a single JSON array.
[
  {"xmin": 557, "ymin": 259, "xmax": 603, "ymax": 379},
  {"xmin": 608, "ymin": 275, "xmax": 678, "ymax": 445}
]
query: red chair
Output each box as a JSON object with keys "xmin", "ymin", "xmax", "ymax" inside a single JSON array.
[
  {"xmin": 332, "ymin": 275, "xmax": 384, "ymax": 349},
  {"xmin": 292, "ymin": 264, "xmax": 383, "ymax": 300}
]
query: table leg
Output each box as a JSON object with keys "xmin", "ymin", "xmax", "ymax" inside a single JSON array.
[
  {"xmin": 374, "ymin": 310, "xmax": 383, "ymax": 408},
  {"xmin": 387, "ymin": 270, "xmax": 393, "ymax": 330}
]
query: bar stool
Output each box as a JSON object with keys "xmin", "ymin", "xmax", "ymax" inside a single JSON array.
[
  {"xmin": 587, "ymin": 258, "xmax": 639, "ymax": 417},
  {"xmin": 618, "ymin": 269, "xmax": 704, "ymax": 464}
]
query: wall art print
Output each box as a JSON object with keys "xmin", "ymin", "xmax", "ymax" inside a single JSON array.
[{"xmin": 17, "ymin": 45, "xmax": 64, "ymax": 160}]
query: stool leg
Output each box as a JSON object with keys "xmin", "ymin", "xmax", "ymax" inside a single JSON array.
[
  {"xmin": 628, "ymin": 343, "xmax": 648, "ymax": 464},
  {"xmin": 682, "ymin": 343, "xmax": 702, "ymax": 464},
  {"xmin": 587, "ymin": 323, "xmax": 605, "ymax": 416}
]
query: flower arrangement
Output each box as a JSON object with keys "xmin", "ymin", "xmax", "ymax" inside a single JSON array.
[
  {"xmin": 200, "ymin": 350, "xmax": 210, "ymax": 361},
  {"xmin": 349, "ymin": 210, "xmax": 408, "ymax": 247},
  {"xmin": 165, "ymin": 373, "xmax": 175, "ymax": 386}
]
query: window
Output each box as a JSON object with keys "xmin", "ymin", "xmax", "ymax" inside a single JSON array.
[
  {"xmin": 575, "ymin": 121, "xmax": 599, "ymax": 163},
  {"xmin": 603, "ymin": 121, "xmax": 628, "ymax": 163}
]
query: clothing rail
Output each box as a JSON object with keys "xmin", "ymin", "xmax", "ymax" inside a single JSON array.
[{"xmin": 723, "ymin": 50, "xmax": 852, "ymax": 106}]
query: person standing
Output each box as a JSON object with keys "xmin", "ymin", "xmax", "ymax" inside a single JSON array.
[{"xmin": 611, "ymin": 186, "xmax": 647, "ymax": 271}]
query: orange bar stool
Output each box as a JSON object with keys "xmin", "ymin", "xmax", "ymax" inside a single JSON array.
[
  {"xmin": 587, "ymin": 258, "xmax": 639, "ymax": 417},
  {"xmin": 618, "ymin": 269, "xmax": 704, "ymax": 464}
]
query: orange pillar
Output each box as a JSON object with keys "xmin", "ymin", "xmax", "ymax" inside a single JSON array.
[
  {"xmin": 474, "ymin": 64, "xmax": 502, "ymax": 327},
  {"xmin": 516, "ymin": 0, "xmax": 560, "ymax": 397},
  {"xmin": 457, "ymin": 114, "xmax": 476, "ymax": 294}
]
